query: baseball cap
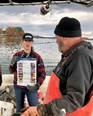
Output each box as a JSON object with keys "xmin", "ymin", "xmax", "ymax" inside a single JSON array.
[{"xmin": 22, "ymin": 33, "xmax": 33, "ymax": 41}]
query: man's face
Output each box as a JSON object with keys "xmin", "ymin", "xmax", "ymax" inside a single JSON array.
[{"xmin": 56, "ymin": 35, "xmax": 64, "ymax": 53}]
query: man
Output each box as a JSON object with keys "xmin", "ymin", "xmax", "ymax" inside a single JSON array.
[
  {"xmin": 21, "ymin": 17, "xmax": 93, "ymax": 116},
  {"xmin": 9, "ymin": 33, "xmax": 46, "ymax": 115}
]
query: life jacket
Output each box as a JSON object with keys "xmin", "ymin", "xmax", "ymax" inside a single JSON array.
[
  {"xmin": 43, "ymin": 71, "xmax": 93, "ymax": 116},
  {"xmin": 43, "ymin": 72, "xmax": 62, "ymax": 104},
  {"xmin": 66, "ymin": 93, "xmax": 93, "ymax": 116}
]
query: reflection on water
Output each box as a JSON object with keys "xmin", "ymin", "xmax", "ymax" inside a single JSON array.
[{"xmin": 0, "ymin": 37, "xmax": 61, "ymax": 75}]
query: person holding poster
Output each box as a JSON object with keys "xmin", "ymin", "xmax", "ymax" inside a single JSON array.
[{"xmin": 9, "ymin": 33, "xmax": 46, "ymax": 115}]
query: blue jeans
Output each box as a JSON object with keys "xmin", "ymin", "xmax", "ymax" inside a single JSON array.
[{"xmin": 14, "ymin": 86, "xmax": 38, "ymax": 113}]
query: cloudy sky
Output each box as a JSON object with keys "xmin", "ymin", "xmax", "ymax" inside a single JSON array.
[{"xmin": 0, "ymin": 2, "xmax": 93, "ymax": 37}]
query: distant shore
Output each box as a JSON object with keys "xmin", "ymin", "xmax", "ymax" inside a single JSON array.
[{"xmin": 34, "ymin": 35, "xmax": 55, "ymax": 39}]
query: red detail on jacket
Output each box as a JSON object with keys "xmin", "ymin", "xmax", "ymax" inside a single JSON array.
[{"xmin": 43, "ymin": 72, "xmax": 62, "ymax": 104}]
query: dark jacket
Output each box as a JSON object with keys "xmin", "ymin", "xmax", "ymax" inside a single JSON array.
[
  {"xmin": 9, "ymin": 50, "xmax": 46, "ymax": 88},
  {"xmin": 0, "ymin": 65, "xmax": 2, "ymax": 86},
  {"xmin": 46, "ymin": 41, "xmax": 93, "ymax": 113}
]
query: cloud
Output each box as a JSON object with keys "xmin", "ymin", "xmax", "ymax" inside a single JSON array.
[{"xmin": 0, "ymin": 3, "xmax": 93, "ymax": 37}]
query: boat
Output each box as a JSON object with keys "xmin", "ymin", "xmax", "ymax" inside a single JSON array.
[
  {"xmin": 0, "ymin": 0, "xmax": 93, "ymax": 115},
  {"xmin": 0, "ymin": 74, "xmax": 93, "ymax": 116},
  {"xmin": 0, "ymin": 0, "xmax": 93, "ymax": 7}
]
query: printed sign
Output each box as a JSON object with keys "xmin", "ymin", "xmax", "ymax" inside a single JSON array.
[{"xmin": 17, "ymin": 59, "xmax": 37, "ymax": 86}]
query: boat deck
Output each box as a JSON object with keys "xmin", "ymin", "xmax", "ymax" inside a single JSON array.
[{"xmin": 0, "ymin": 74, "xmax": 50, "ymax": 93}]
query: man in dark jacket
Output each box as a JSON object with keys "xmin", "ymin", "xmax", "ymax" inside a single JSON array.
[{"xmin": 21, "ymin": 17, "xmax": 93, "ymax": 116}]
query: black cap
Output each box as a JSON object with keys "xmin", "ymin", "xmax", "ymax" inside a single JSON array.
[
  {"xmin": 22, "ymin": 33, "xmax": 33, "ymax": 41},
  {"xmin": 54, "ymin": 17, "xmax": 82, "ymax": 37}
]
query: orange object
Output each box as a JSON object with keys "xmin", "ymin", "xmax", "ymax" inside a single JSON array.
[
  {"xmin": 38, "ymin": 90, "xmax": 45, "ymax": 99},
  {"xmin": 43, "ymin": 72, "xmax": 62, "ymax": 104},
  {"xmin": 21, "ymin": 107, "xmax": 38, "ymax": 116}
]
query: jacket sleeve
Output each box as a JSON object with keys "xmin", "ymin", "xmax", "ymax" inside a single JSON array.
[
  {"xmin": 45, "ymin": 53, "xmax": 92, "ymax": 113},
  {"xmin": 9, "ymin": 54, "xmax": 17, "ymax": 74},
  {"xmin": 37, "ymin": 55, "xmax": 46, "ymax": 88}
]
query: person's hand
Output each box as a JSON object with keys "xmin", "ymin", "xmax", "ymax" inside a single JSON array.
[
  {"xmin": 10, "ymin": 56, "xmax": 20, "ymax": 67},
  {"xmin": 27, "ymin": 85, "xmax": 38, "ymax": 92},
  {"xmin": 21, "ymin": 106, "xmax": 38, "ymax": 116},
  {"xmin": 37, "ymin": 102, "xmax": 61, "ymax": 116},
  {"xmin": 37, "ymin": 104, "xmax": 48, "ymax": 116}
]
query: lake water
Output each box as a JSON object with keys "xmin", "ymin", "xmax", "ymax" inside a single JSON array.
[
  {"xmin": 0, "ymin": 37, "xmax": 93, "ymax": 76},
  {"xmin": 0, "ymin": 37, "xmax": 61, "ymax": 76}
]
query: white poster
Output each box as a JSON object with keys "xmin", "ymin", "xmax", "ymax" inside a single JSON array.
[{"xmin": 17, "ymin": 59, "xmax": 37, "ymax": 86}]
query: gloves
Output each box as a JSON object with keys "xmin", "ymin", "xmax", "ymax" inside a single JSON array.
[
  {"xmin": 37, "ymin": 102, "xmax": 61, "ymax": 116},
  {"xmin": 27, "ymin": 82, "xmax": 40, "ymax": 92},
  {"xmin": 10, "ymin": 56, "xmax": 20, "ymax": 67},
  {"xmin": 21, "ymin": 107, "xmax": 38, "ymax": 116},
  {"xmin": 27, "ymin": 85, "xmax": 38, "ymax": 92},
  {"xmin": 37, "ymin": 104, "xmax": 48, "ymax": 116}
]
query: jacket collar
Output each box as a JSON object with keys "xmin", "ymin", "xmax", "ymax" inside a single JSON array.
[{"xmin": 62, "ymin": 41, "xmax": 92, "ymax": 58}]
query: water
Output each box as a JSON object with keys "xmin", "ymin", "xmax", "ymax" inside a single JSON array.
[
  {"xmin": 0, "ymin": 37, "xmax": 93, "ymax": 76},
  {"xmin": 0, "ymin": 37, "xmax": 61, "ymax": 75}
]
